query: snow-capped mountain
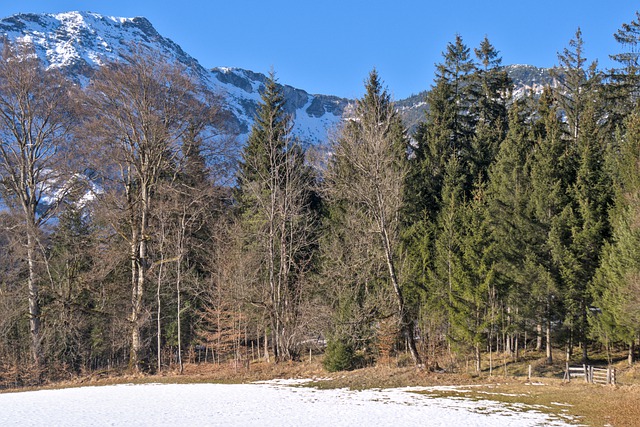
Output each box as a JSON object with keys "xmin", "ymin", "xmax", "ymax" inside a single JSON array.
[
  {"xmin": 0, "ymin": 11, "xmax": 349, "ymax": 145},
  {"xmin": 395, "ymin": 65, "xmax": 557, "ymax": 133},
  {"xmin": 0, "ymin": 11, "xmax": 556, "ymax": 144}
]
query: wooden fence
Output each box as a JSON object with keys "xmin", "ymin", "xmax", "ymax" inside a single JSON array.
[{"xmin": 564, "ymin": 364, "xmax": 616, "ymax": 385}]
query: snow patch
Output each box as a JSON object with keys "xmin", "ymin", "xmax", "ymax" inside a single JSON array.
[{"xmin": 0, "ymin": 382, "xmax": 577, "ymax": 426}]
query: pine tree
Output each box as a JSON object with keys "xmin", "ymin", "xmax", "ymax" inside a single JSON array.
[
  {"xmin": 590, "ymin": 107, "xmax": 640, "ymax": 364},
  {"xmin": 235, "ymin": 71, "xmax": 316, "ymax": 361},
  {"xmin": 605, "ymin": 12, "xmax": 640, "ymax": 130},
  {"xmin": 458, "ymin": 182, "xmax": 495, "ymax": 371},
  {"xmin": 470, "ymin": 37, "xmax": 511, "ymax": 182},
  {"xmin": 410, "ymin": 34, "xmax": 478, "ymax": 219},
  {"xmin": 323, "ymin": 69, "xmax": 422, "ymax": 367},
  {"xmin": 237, "ymin": 73, "xmax": 289, "ymax": 197},
  {"xmin": 550, "ymin": 95, "xmax": 610, "ymax": 362},
  {"xmin": 528, "ymin": 88, "xmax": 574, "ymax": 363},
  {"xmin": 554, "ymin": 27, "xmax": 600, "ymax": 146},
  {"xmin": 428, "ymin": 154, "xmax": 467, "ymax": 354},
  {"xmin": 486, "ymin": 99, "xmax": 536, "ymax": 358}
]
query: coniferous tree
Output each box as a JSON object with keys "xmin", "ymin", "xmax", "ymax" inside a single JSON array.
[
  {"xmin": 608, "ymin": 12, "xmax": 640, "ymax": 122},
  {"xmin": 486, "ymin": 99, "xmax": 536, "ymax": 357},
  {"xmin": 323, "ymin": 70, "xmax": 422, "ymax": 367},
  {"xmin": 470, "ymin": 37, "xmax": 511, "ymax": 182},
  {"xmin": 410, "ymin": 35, "xmax": 478, "ymax": 219},
  {"xmin": 458, "ymin": 182, "xmax": 495, "ymax": 371},
  {"xmin": 554, "ymin": 28, "xmax": 600, "ymax": 146},
  {"xmin": 427, "ymin": 155, "xmax": 467, "ymax": 353},
  {"xmin": 235, "ymin": 71, "xmax": 317, "ymax": 362},
  {"xmin": 590, "ymin": 107, "xmax": 640, "ymax": 365},
  {"xmin": 528, "ymin": 89, "xmax": 573, "ymax": 363},
  {"xmin": 552, "ymin": 98, "xmax": 610, "ymax": 362}
]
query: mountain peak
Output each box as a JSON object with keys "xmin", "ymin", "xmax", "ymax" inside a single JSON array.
[
  {"xmin": 0, "ymin": 11, "xmax": 196, "ymax": 71},
  {"xmin": 0, "ymin": 11, "xmax": 347, "ymax": 145}
]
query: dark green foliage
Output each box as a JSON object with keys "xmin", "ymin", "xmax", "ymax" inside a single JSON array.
[
  {"xmin": 322, "ymin": 338, "xmax": 358, "ymax": 372},
  {"xmin": 470, "ymin": 37, "xmax": 511, "ymax": 182},
  {"xmin": 590, "ymin": 107, "xmax": 640, "ymax": 361}
]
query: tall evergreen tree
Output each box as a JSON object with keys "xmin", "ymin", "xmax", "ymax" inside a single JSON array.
[
  {"xmin": 590, "ymin": 107, "xmax": 640, "ymax": 365},
  {"xmin": 235, "ymin": 71, "xmax": 317, "ymax": 361},
  {"xmin": 486, "ymin": 99, "xmax": 537, "ymax": 358},
  {"xmin": 410, "ymin": 34, "xmax": 478, "ymax": 219},
  {"xmin": 427, "ymin": 155, "xmax": 467, "ymax": 352},
  {"xmin": 323, "ymin": 70, "xmax": 422, "ymax": 367},
  {"xmin": 470, "ymin": 37, "xmax": 511, "ymax": 182},
  {"xmin": 554, "ymin": 27, "xmax": 600, "ymax": 146},
  {"xmin": 528, "ymin": 89, "xmax": 574, "ymax": 363},
  {"xmin": 605, "ymin": 12, "xmax": 640, "ymax": 130}
]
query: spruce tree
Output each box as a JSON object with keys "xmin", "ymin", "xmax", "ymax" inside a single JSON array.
[
  {"xmin": 458, "ymin": 182, "xmax": 495, "ymax": 371},
  {"xmin": 428, "ymin": 154, "xmax": 466, "ymax": 347},
  {"xmin": 528, "ymin": 88, "xmax": 572, "ymax": 363},
  {"xmin": 470, "ymin": 37, "xmax": 511, "ymax": 182},
  {"xmin": 554, "ymin": 27, "xmax": 600, "ymax": 147},
  {"xmin": 323, "ymin": 69, "xmax": 422, "ymax": 367},
  {"xmin": 409, "ymin": 34, "xmax": 478, "ymax": 220},
  {"xmin": 235, "ymin": 71, "xmax": 316, "ymax": 361},
  {"xmin": 486, "ymin": 99, "xmax": 536, "ymax": 357},
  {"xmin": 590, "ymin": 107, "xmax": 640, "ymax": 364},
  {"xmin": 605, "ymin": 12, "xmax": 640, "ymax": 130}
]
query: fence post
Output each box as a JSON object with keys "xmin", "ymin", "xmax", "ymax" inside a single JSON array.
[{"xmin": 583, "ymin": 364, "xmax": 589, "ymax": 383}]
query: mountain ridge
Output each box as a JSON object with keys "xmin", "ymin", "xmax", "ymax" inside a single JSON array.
[{"xmin": 0, "ymin": 11, "xmax": 555, "ymax": 144}]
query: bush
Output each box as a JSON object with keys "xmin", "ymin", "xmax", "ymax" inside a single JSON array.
[{"xmin": 323, "ymin": 338, "xmax": 356, "ymax": 372}]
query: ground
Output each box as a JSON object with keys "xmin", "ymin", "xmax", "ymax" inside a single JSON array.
[{"xmin": 3, "ymin": 351, "xmax": 640, "ymax": 426}]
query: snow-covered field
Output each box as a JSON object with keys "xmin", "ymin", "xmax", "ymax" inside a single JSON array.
[{"xmin": 0, "ymin": 380, "xmax": 577, "ymax": 426}]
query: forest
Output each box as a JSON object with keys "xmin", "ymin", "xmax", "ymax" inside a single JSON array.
[{"xmin": 1, "ymin": 11, "xmax": 640, "ymax": 386}]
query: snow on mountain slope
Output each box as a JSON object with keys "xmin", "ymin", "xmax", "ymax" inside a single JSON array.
[
  {"xmin": 0, "ymin": 11, "xmax": 557, "ymax": 145},
  {"xmin": 0, "ymin": 11, "xmax": 348, "ymax": 145}
]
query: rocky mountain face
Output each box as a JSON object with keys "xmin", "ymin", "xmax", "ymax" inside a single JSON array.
[
  {"xmin": 396, "ymin": 65, "xmax": 557, "ymax": 134},
  {"xmin": 0, "ymin": 11, "xmax": 348, "ymax": 146},
  {"xmin": 0, "ymin": 11, "xmax": 555, "ymax": 144}
]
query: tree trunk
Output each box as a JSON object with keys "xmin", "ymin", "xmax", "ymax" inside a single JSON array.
[
  {"xmin": 629, "ymin": 341, "xmax": 635, "ymax": 365},
  {"xmin": 176, "ymin": 234, "xmax": 184, "ymax": 374},
  {"xmin": 546, "ymin": 317, "xmax": 553, "ymax": 364},
  {"xmin": 380, "ymin": 226, "xmax": 422, "ymax": 367},
  {"xmin": 536, "ymin": 323, "xmax": 542, "ymax": 351},
  {"xmin": 131, "ymin": 185, "xmax": 150, "ymax": 372},
  {"xmin": 26, "ymin": 231, "xmax": 42, "ymax": 377}
]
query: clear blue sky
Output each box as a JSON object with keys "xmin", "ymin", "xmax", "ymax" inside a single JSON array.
[{"xmin": 1, "ymin": 1, "xmax": 638, "ymax": 99}]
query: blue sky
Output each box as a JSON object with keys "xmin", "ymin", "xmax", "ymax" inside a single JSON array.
[{"xmin": 1, "ymin": 1, "xmax": 638, "ymax": 99}]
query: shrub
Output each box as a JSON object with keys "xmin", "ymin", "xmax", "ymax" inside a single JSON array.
[{"xmin": 323, "ymin": 338, "xmax": 356, "ymax": 372}]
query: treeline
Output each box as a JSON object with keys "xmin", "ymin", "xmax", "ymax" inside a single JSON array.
[{"xmin": 2, "ymin": 13, "xmax": 640, "ymax": 385}]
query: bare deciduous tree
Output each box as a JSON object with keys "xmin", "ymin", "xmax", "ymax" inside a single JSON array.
[
  {"xmin": 82, "ymin": 47, "xmax": 218, "ymax": 371},
  {"xmin": 324, "ymin": 70, "xmax": 422, "ymax": 367},
  {"xmin": 0, "ymin": 41, "xmax": 77, "ymax": 375}
]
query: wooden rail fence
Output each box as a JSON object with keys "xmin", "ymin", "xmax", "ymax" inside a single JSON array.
[{"xmin": 564, "ymin": 363, "xmax": 616, "ymax": 385}]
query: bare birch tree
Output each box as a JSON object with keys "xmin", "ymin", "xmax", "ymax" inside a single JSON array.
[
  {"xmin": 82, "ymin": 47, "xmax": 217, "ymax": 371},
  {"xmin": 324, "ymin": 70, "xmax": 422, "ymax": 367},
  {"xmin": 236, "ymin": 72, "xmax": 318, "ymax": 361},
  {"xmin": 0, "ymin": 41, "xmax": 77, "ymax": 376}
]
